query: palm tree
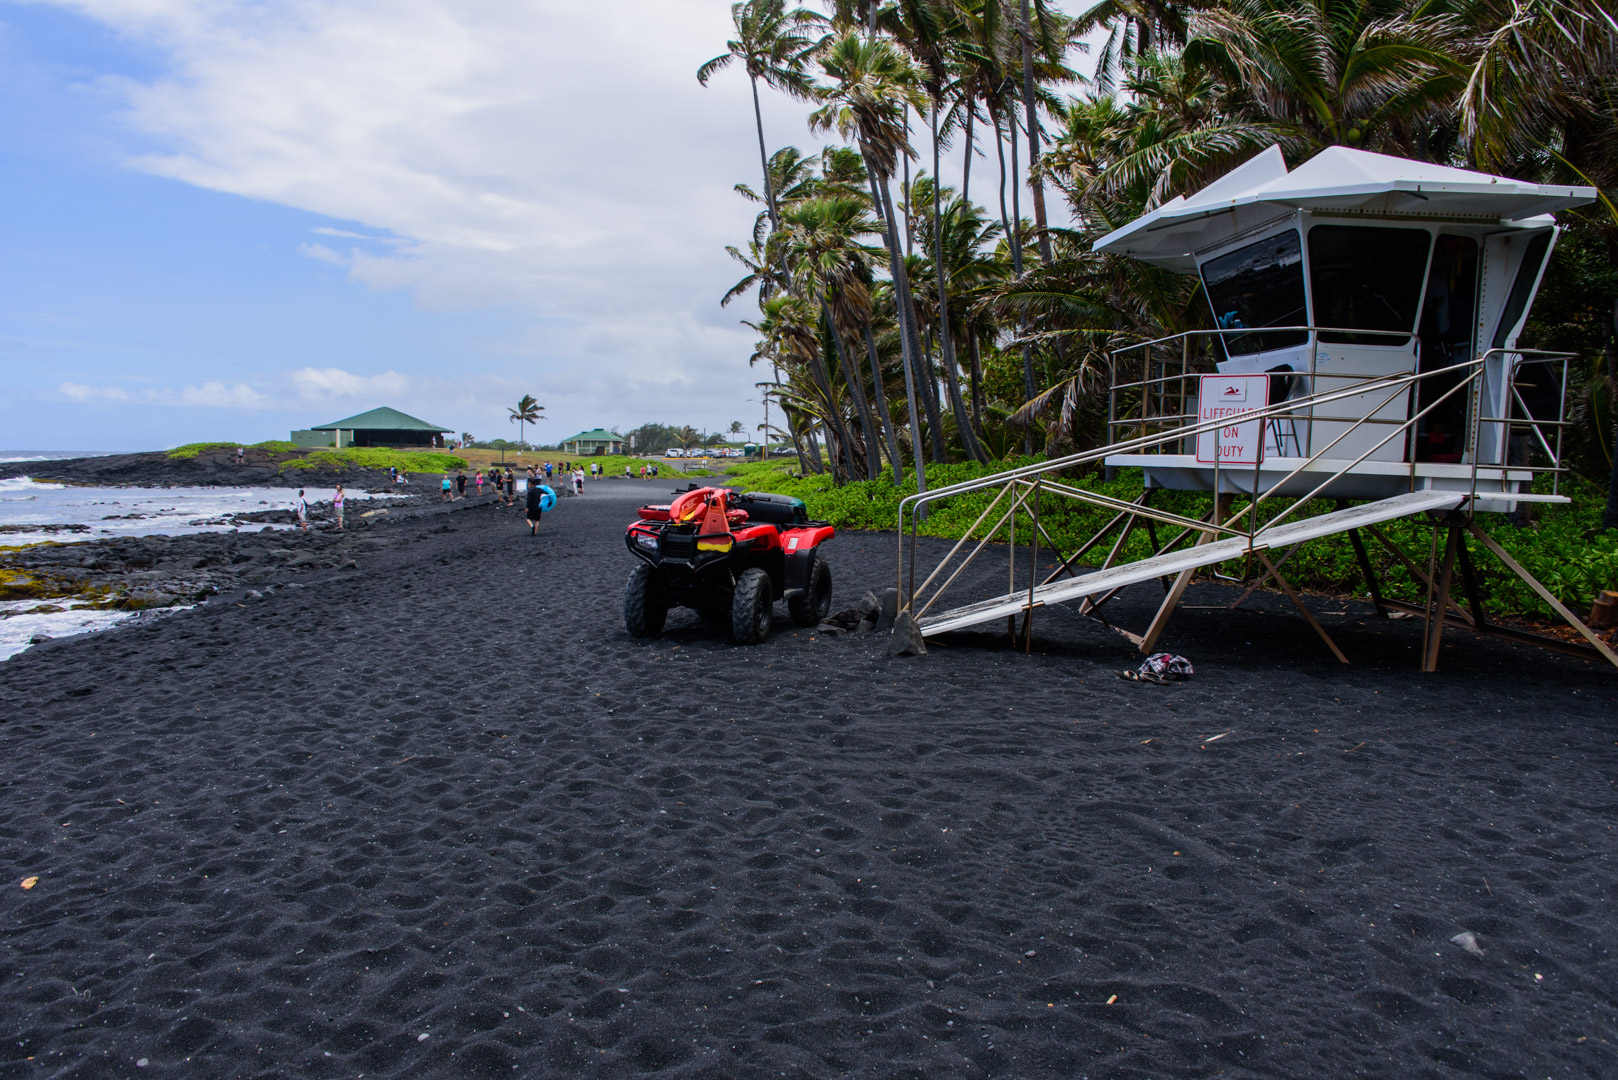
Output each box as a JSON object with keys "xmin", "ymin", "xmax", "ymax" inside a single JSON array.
[
  {"xmin": 1182, "ymin": 0, "xmax": 1466, "ymax": 156},
  {"xmin": 777, "ymin": 193, "xmax": 893, "ymax": 479},
  {"xmin": 747, "ymin": 295, "xmax": 853, "ymax": 475},
  {"xmin": 698, "ymin": 1, "xmax": 824, "ymax": 232},
  {"xmin": 811, "ymin": 31, "xmax": 935, "ymax": 494},
  {"xmin": 507, "ymin": 395, "xmax": 543, "ymax": 454}
]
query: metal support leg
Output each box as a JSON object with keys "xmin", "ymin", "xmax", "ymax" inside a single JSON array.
[
  {"xmin": 1229, "ymin": 543, "xmax": 1301, "ymax": 610},
  {"xmin": 1422, "ymin": 525, "xmax": 1460, "ymax": 673},
  {"xmin": 1466, "ymin": 520, "xmax": 1618, "ymax": 669},
  {"xmin": 1346, "ymin": 528, "xmax": 1389, "ymax": 618},
  {"xmin": 1139, "ymin": 495, "xmax": 1229, "ymax": 655},
  {"xmin": 1254, "ymin": 550, "xmax": 1350, "ymax": 664}
]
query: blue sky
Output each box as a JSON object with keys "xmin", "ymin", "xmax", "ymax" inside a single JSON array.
[{"xmin": 0, "ymin": 1, "xmax": 1085, "ymax": 451}]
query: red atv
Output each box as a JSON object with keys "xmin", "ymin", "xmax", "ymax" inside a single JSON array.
[{"xmin": 623, "ymin": 486, "xmax": 835, "ymax": 644}]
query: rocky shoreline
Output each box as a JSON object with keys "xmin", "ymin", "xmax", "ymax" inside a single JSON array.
[
  {"xmin": 0, "ymin": 490, "xmax": 451, "ymax": 637},
  {"xmin": 0, "ymin": 446, "xmax": 405, "ymax": 488}
]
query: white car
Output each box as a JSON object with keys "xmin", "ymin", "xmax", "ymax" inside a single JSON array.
[{"xmin": 664, "ymin": 448, "xmax": 684, "ymax": 458}]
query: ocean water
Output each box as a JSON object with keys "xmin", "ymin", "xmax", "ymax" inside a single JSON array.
[
  {"xmin": 0, "ymin": 450, "xmax": 124, "ymax": 464},
  {"xmin": 0, "ymin": 477, "xmax": 399, "ymax": 548},
  {"xmin": 0, "ymin": 473, "xmax": 401, "ymax": 660}
]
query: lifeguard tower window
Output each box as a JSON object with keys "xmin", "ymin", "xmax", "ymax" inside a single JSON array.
[
  {"xmin": 1201, "ymin": 231, "xmax": 1307, "ymax": 356},
  {"xmin": 1492, "ymin": 231, "xmax": 1553, "ymax": 351},
  {"xmin": 1309, "ymin": 225, "xmax": 1431, "ymax": 346}
]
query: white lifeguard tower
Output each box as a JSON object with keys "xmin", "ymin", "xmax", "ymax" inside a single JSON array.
[{"xmin": 894, "ymin": 146, "xmax": 1615, "ymax": 671}]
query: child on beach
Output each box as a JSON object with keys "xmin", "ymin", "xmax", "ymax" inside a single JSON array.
[
  {"xmin": 475, "ymin": 471, "xmax": 484, "ymax": 496},
  {"xmin": 295, "ymin": 489, "xmax": 308, "ymax": 531},
  {"xmin": 333, "ymin": 484, "xmax": 345, "ymax": 530}
]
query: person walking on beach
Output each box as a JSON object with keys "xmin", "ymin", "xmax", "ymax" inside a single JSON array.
[
  {"xmin": 525, "ymin": 474, "xmax": 545, "ymax": 535},
  {"xmin": 455, "ymin": 470, "xmax": 467, "ymax": 499},
  {"xmin": 235, "ymin": 446, "xmax": 244, "ymax": 466},
  {"xmin": 441, "ymin": 474, "xmax": 453, "ymax": 502},
  {"xmin": 333, "ymin": 484, "xmax": 346, "ymax": 530},
  {"xmin": 573, "ymin": 466, "xmax": 584, "ymax": 496},
  {"xmin": 295, "ymin": 489, "xmax": 308, "ymax": 531},
  {"xmin": 504, "ymin": 468, "xmax": 516, "ymax": 506}
]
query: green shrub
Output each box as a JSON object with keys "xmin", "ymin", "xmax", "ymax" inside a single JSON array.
[
  {"xmin": 734, "ymin": 459, "xmax": 1618, "ymax": 621},
  {"xmin": 303, "ymin": 448, "xmax": 465, "ymax": 473},
  {"xmin": 167, "ymin": 439, "xmax": 299, "ymax": 459}
]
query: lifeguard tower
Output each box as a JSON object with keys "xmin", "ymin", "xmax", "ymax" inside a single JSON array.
[{"xmin": 895, "ymin": 146, "xmax": 1615, "ymax": 670}]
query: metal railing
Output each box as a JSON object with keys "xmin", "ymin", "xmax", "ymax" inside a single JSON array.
[{"xmin": 896, "ymin": 329, "xmax": 1575, "ymax": 619}]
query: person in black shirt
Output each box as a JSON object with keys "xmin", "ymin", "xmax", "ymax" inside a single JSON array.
[{"xmin": 525, "ymin": 476, "xmax": 545, "ymax": 535}]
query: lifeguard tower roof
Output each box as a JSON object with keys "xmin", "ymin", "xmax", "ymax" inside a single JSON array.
[{"xmin": 1094, "ymin": 146, "xmax": 1594, "ymax": 272}]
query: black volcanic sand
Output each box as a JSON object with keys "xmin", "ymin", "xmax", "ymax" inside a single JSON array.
[{"xmin": 3, "ymin": 477, "xmax": 1616, "ymax": 1080}]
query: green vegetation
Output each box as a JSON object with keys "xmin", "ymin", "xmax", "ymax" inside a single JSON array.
[
  {"xmin": 293, "ymin": 448, "xmax": 464, "ymax": 474},
  {"xmin": 701, "ymin": 0, "xmax": 1618, "ymax": 528},
  {"xmin": 167, "ymin": 440, "xmax": 297, "ymax": 459},
  {"xmin": 729, "ymin": 460, "xmax": 1618, "ymax": 621},
  {"xmin": 167, "ymin": 440, "xmax": 462, "ymax": 473}
]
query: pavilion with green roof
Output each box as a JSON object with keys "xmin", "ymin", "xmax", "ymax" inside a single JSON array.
[
  {"xmin": 558, "ymin": 428, "xmax": 625, "ymax": 456},
  {"xmin": 291, "ymin": 407, "xmax": 453, "ymax": 449}
]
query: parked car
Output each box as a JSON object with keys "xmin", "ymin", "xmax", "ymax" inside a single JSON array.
[{"xmin": 664, "ymin": 448, "xmax": 684, "ymax": 458}]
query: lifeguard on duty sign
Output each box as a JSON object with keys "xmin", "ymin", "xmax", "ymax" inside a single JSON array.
[{"xmin": 1196, "ymin": 373, "xmax": 1269, "ymax": 465}]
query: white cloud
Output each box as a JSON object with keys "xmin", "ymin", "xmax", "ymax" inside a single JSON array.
[
  {"xmin": 289, "ymin": 366, "xmax": 410, "ymax": 402},
  {"xmin": 29, "ymin": 0, "xmax": 811, "ymax": 433},
  {"xmin": 28, "ymin": 1, "xmax": 1091, "ymax": 439},
  {"xmin": 58, "ymin": 379, "xmax": 268, "ymax": 408},
  {"xmin": 59, "ymin": 381, "xmax": 130, "ymax": 402},
  {"xmin": 297, "ymin": 241, "xmax": 347, "ymax": 265}
]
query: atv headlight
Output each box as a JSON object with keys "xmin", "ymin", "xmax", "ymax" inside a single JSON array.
[{"xmin": 635, "ymin": 532, "xmax": 659, "ymax": 550}]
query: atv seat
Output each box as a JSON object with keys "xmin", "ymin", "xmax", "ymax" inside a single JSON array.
[{"xmin": 733, "ymin": 491, "xmax": 808, "ymax": 526}]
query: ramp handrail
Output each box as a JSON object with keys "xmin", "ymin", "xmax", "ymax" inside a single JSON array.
[{"xmin": 896, "ymin": 333, "xmax": 1576, "ymax": 615}]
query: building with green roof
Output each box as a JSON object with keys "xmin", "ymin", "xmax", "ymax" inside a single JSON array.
[
  {"xmin": 291, "ymin": 407, "xmax": 453, "ymax": 449},
  {"xmin": 558, "ymin": 428, "xmax": 624, "ymax": 456}
]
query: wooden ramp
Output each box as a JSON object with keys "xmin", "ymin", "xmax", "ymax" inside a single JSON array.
[{"xmin": 918, "ymin": 490, "xmax": 1464, "ymax": 638}]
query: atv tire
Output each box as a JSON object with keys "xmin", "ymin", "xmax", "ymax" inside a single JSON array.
[
  {"xmin": 788, "ymin": 555, "xmax": 833, "ymax": 627},
  {"xmin": 731, "ymin": 567, "xmax": 774, "ymax": 645},
  {"xmin": 624, "ymin": 564, "xmax": 668, "ymax": 637}
]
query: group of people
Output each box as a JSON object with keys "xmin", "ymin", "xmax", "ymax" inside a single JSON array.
[
  {"xmin": 624, "ymin": 462, "xmax": 661, "ymax": 480},
  {"xmin": 291, "ymin": 484, "xmax": 345, "ymax": 531}
]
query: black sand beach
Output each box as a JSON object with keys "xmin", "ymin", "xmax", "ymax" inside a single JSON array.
[{"xmin": 3, "ymin": 478, "xmax": 1616, "ymax": 1079}]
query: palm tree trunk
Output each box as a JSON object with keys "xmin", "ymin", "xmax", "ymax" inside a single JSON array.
[
  {"xmin": 868, "ymin": 165, "xmax": 929, "ymax": 499},
  {"xmin": 807, "ymin": 328, "xmax": 858, "ymax": 482},
  {"xmin": 863, "ymin": 323, "xmax": 904, "ymax": 484},
  {"xmin": 1018, "ymin": 0, "xmax": 1054, "ymax": 267},
  {"xmin": 962, "ymin": 105, "xmax": 974, "ymax": 205},
  {"xmin": 786, "ymin": 406, "xmax": 816, "ymax": 474},
  {"xmin": 824, "ymin": 302, "xmax": 880, "ymax": 481},
  {"xmin": 916, "ymin": 323, "xmax": 948, "ymax": 462},
  {"xmin": 1605, "ymin": 321, "xmax": 1618, "ymax": 530},
  {"xmin": 931, "ymin": 103, "xmax": 987, "ymax": 463},
  {"xmin": 1004, "ymin": 99, "xmax": 1036, "ymax": 455},
  {"xmin": 968, "ymin": 334, "xmax": 988, "ymax": 439},
  {"xmin": 803, "ymin": 424, "xmax": 823, "ymax": 473},
  {"xmin": 750, "ymin": 74, "xmax": 781, "ymax": 230}
]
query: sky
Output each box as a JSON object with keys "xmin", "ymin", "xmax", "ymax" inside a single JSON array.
[{"xmin": 0, "ymin": 0, "xmax": 1089, "ymax": 451}]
